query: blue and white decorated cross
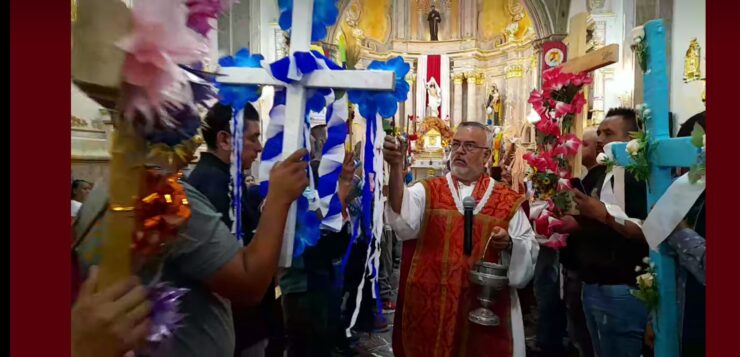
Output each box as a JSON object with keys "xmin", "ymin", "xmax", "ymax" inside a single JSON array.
[
  {"xmin": 217, "ymin": 0, "xmax": 395, "ymax": 267},
  {"xmin": 607, "ymin": 19, "xmax": 703, "ymax": 357}
]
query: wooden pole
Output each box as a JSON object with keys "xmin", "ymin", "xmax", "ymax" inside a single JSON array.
[{"xmin": 99, "ymin": 115, "xmax": 145, "ymax": 288}]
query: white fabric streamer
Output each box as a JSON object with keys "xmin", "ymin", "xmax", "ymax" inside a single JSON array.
[{"xmin": 642, "ymin": 173, "xmax": 705, "ymax": 249}]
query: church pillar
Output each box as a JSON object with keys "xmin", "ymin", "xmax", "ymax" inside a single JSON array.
[
  {"xmin": 504, "ymin": 58, "xmax": 524, "ymax": 129},
  {"xmin": 405, "ymin": 62, "xmax": 416, "ymax": 133},
  {"xmin": 465, "ymin": 71, "xmax": 477, "ymax": 123},
  {"xmin": 452, "ymin": 72, "xmax": 464, "ymax": 127},
  {"xmin": 476, "ymin": 72, "xmax": 486, "ymax": 124}
]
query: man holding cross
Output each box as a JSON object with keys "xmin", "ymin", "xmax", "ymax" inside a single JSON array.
[
  {"xmin": 384, "ymin": 122, "xmax": 538, "ymax": 357},
  {"xmin": 557, "ymin": 107, "xmax": 651, "ymax": 357},
  {"xmin": 74, "ymin": 146, "xmax": 310, "ymax": 357}
]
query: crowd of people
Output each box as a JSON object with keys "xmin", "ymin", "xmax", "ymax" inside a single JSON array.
[{"xmin": 71, "ymin": 105, "xmax": 705, "ymax": 357}]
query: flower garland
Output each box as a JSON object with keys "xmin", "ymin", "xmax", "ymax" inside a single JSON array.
[
  {"xmin": 625, "ymin": 104, "xmax": 652, "ymax": 183},
  {"xmin": 524, "ymin": 67, "xmax": 591, "ymax": 249},
  {"xmin": 526, "ymin": 67, "xmax": 590, "ymax": 212}
]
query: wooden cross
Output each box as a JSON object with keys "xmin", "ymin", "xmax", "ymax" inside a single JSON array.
[
  {"xmin": 217, "ymin": 0, "xmax": 395, "ymax": 267},
  {"xmin": 609, "ymin": 20, "xmax": 699, "ymax": 357},
  {"xmin": 562, "ymin": 12, "xmax": 619, "ymax": 178}
]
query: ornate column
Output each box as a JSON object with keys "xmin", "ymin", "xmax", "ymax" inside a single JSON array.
[
  {"xmin": 476, "ymin": 72, "xmax": 486, "ymax": 124},
  {"xmin": 504, "ymin": 59, "xmax": 524, "ymax": 129},
  {"xmin": 407, "ymin": 69, "xmax": 417, "ymax": 134},
  {"xmin": 452, "ymin": 72, "xmax": 464, "ymax": 127},
  {"xmin": 403, "ymin": 62, "xmax": 415, "ymax": 133},
  {"xmin": 465, "ymin": 71, "xmax": 477, "ymax": 122}
]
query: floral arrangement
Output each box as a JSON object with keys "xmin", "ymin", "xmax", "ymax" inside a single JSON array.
[
  {"xmin": 689, "ymin": 123, "xmax": 706, "ymax": 184},
  {"xmin": 525, "ymin": 67, "xmax": 591, "ymax": 212},
  {"xmin": 625, "ymin": 104, "xmax": 652, "ymax": 183},
  {"xmin": 524, "ymin": 67, "xmax": 591, "ymax": 249},
  {"xmin": 631, "ymin": 26, "xmax": 648, "ymax": 74},
  {"xmin": 632, "ymin": 257, "xmax": 659, "ymax": 316}
]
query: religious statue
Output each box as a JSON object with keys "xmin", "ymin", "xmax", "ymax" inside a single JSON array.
[
  {"xmin": 426, "ymin": 77, "xmax": 442, "ymax": 118},
  {"xmin": 684, "ymin": 38, "xmax": 702, "ymax": 83},
  {"xmin": 427, "ymin": 4, "xmax": 442, "ymax": 41},
  {"xmin": 486, "ymin": 85, "xmax": 503, "ymax": 126}
]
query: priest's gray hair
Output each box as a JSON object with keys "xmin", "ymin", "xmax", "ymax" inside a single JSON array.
[{"xmin": 457, "ymin": 121, "xmax": 494, "ymax": 148}]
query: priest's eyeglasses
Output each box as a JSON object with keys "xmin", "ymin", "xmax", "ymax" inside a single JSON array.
[{"xmin": 451, "ymin": 140, "xmax": 489, "ymax": 152}]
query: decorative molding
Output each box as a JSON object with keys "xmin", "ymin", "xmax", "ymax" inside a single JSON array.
[
  {"xmin": 452, "ymin": 72, "xmax": 464, "ymax": 84},
  {"xmin": 505, "ymin": 64, "xmax": 524, "ymax": 78},
  {"xmin": 475, "ymin": 72, "xmax": 486, "ymax": 85}
]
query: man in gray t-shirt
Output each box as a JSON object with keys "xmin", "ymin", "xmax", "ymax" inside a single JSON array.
[{"xmin": 73, "ymin": 149, "xmax": 309, "ymax": 356}]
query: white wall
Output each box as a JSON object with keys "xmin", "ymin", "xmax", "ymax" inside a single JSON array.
[{"xmin": 670, "ymin": 0, "xmax": 706, "ymax": 128}]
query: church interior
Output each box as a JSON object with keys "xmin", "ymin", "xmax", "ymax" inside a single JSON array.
[{"xmin": 69, "ymin": 0, "xmax": 707, "ymax": 356}]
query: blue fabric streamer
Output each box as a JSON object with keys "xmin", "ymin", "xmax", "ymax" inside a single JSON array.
[
  {"xmin": 294, "ymin": 195, "xmax": 322, "ymax": 257},
  {"xmin": 278, "ymin": 0, "xmax": 339, "ymax": 43},
  {"xmin": 216, "ymin": 48, "xmax": 266, "ymax": 242}
]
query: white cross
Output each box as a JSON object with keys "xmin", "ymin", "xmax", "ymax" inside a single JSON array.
[{"xmin": 218, "ymin": 0, "xmax": 396, "ymax": 267}]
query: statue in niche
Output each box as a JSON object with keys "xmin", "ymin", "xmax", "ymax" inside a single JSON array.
[
  {"xmin": 427, "ymin": 4, "xmax": 442, "ymax": 41},
  {"xmin": 426, "ymin": 77, "xmax": 442, "ymax": 118},
  {"xmin": 684, "ymin": 38, "xmax": 702, "ymax": 83},
  {"xmin": 486, "ymin": 85, "xmax": 503, "ymax": 126}
]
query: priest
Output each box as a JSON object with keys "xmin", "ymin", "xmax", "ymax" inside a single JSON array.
[{"xmin": 384, "ymin": 122, "xmax": 538, "ymax": 357}]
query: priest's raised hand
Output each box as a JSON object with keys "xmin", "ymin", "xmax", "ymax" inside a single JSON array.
[{"xmin": 382, "ymin": 135, "xmax": 405, "ymax": 168}]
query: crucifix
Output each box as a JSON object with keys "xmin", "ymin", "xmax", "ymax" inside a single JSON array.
[
  {"xmin": 561, "ymin": 12, "xmax": 619, "ymax": 178},
  {"xmin": 609, "ymin": 20, "xmax": 698, "ymax": 357},
  {"xmin": 217, "ymin": 0, "xmax": 396, "ymax": 267}
]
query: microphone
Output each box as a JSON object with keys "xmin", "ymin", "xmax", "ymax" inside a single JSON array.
[{"xmin": 463, "ymin": 196, "xmax": 475, "ymax": 256}]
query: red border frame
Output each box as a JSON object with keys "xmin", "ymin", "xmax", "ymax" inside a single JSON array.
[
  {"xmin": 705, "ymin": 1, "xmax": 739, "ymax": 356},
  {"xmin": 7, "ymin": 1, "xmax": 734, "ymax": 356},
  {"xmin": 10, "ymin": 0, "xmax": 71, "ymax": 355}
]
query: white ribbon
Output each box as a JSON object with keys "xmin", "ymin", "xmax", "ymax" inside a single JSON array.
[
  {"xmin": 600, "ymin": 142, "xmax": 643, "ymax": 227},
  {"xmin": 642, "ymin": 173, "xmax": 705, "ymax": 249}
]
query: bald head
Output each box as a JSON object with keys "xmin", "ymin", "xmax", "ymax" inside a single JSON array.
[{"xmin": 582, "ymin": 127, "xmax": 598, "ymax": 169}]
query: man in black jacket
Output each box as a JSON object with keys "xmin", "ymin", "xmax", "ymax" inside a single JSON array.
[
  {"xmin": 559, "ymin": 108, "xmax": 650, "ymax": 357},
  {"xmin": 188, "ymin": 103, "xmax": 280, "ymax": 357}
]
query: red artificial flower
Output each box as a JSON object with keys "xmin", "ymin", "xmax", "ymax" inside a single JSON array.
[
  {"xmin": 571, "ymin": 92, "xmax": 587, "ymax": 114},
  {"xmin": 536, "ymin": 118, "xmax": 561, "ymax": 138},
  {"xmin": 557, "ymin": 133, "xmax": 582, "ymax": 155},
  {"xmin": 554, "ymin": 101, "xmax": 574, "ymax": 117}
]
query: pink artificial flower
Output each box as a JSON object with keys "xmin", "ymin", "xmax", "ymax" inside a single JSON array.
[
  {"xmin": 534, "ymin": 210, "xmax": 552, "ymax": 236},
  {"xmin": 557, "ymin": 178, "xmax": 572, "ymax": 191},
  {"xmin": 554, "ymin": 101, "xmax": 573, "ymax": 117},
  {"xmin": 571, "ymin": 92, "xmax": 587, "ymax": 114},
  {"xmin": 117, "ymin": 0, "xmax": 208, "ymax": 122},
  {"xmin": 542, "ymin": 67, "xmax": 561, "ymax": 83},
  {"xmin": 542, "ymin": 233, "xmax": 568, "ymax": 249},
  {"xmin": 536, "ymin": 118, "xmax": 561, "ymax": 138},
  {"xmin": 558, "ymin": 133, "xmax": 582, "ymax": 155},
  {"xmin": 186, "ymin": 0, "xmax": 237, "ymax": 37}
]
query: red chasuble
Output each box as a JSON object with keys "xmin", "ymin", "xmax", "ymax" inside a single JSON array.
[{"xmin": 392, "ymin": 174, "xmax": 525, "ymax": 357}]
